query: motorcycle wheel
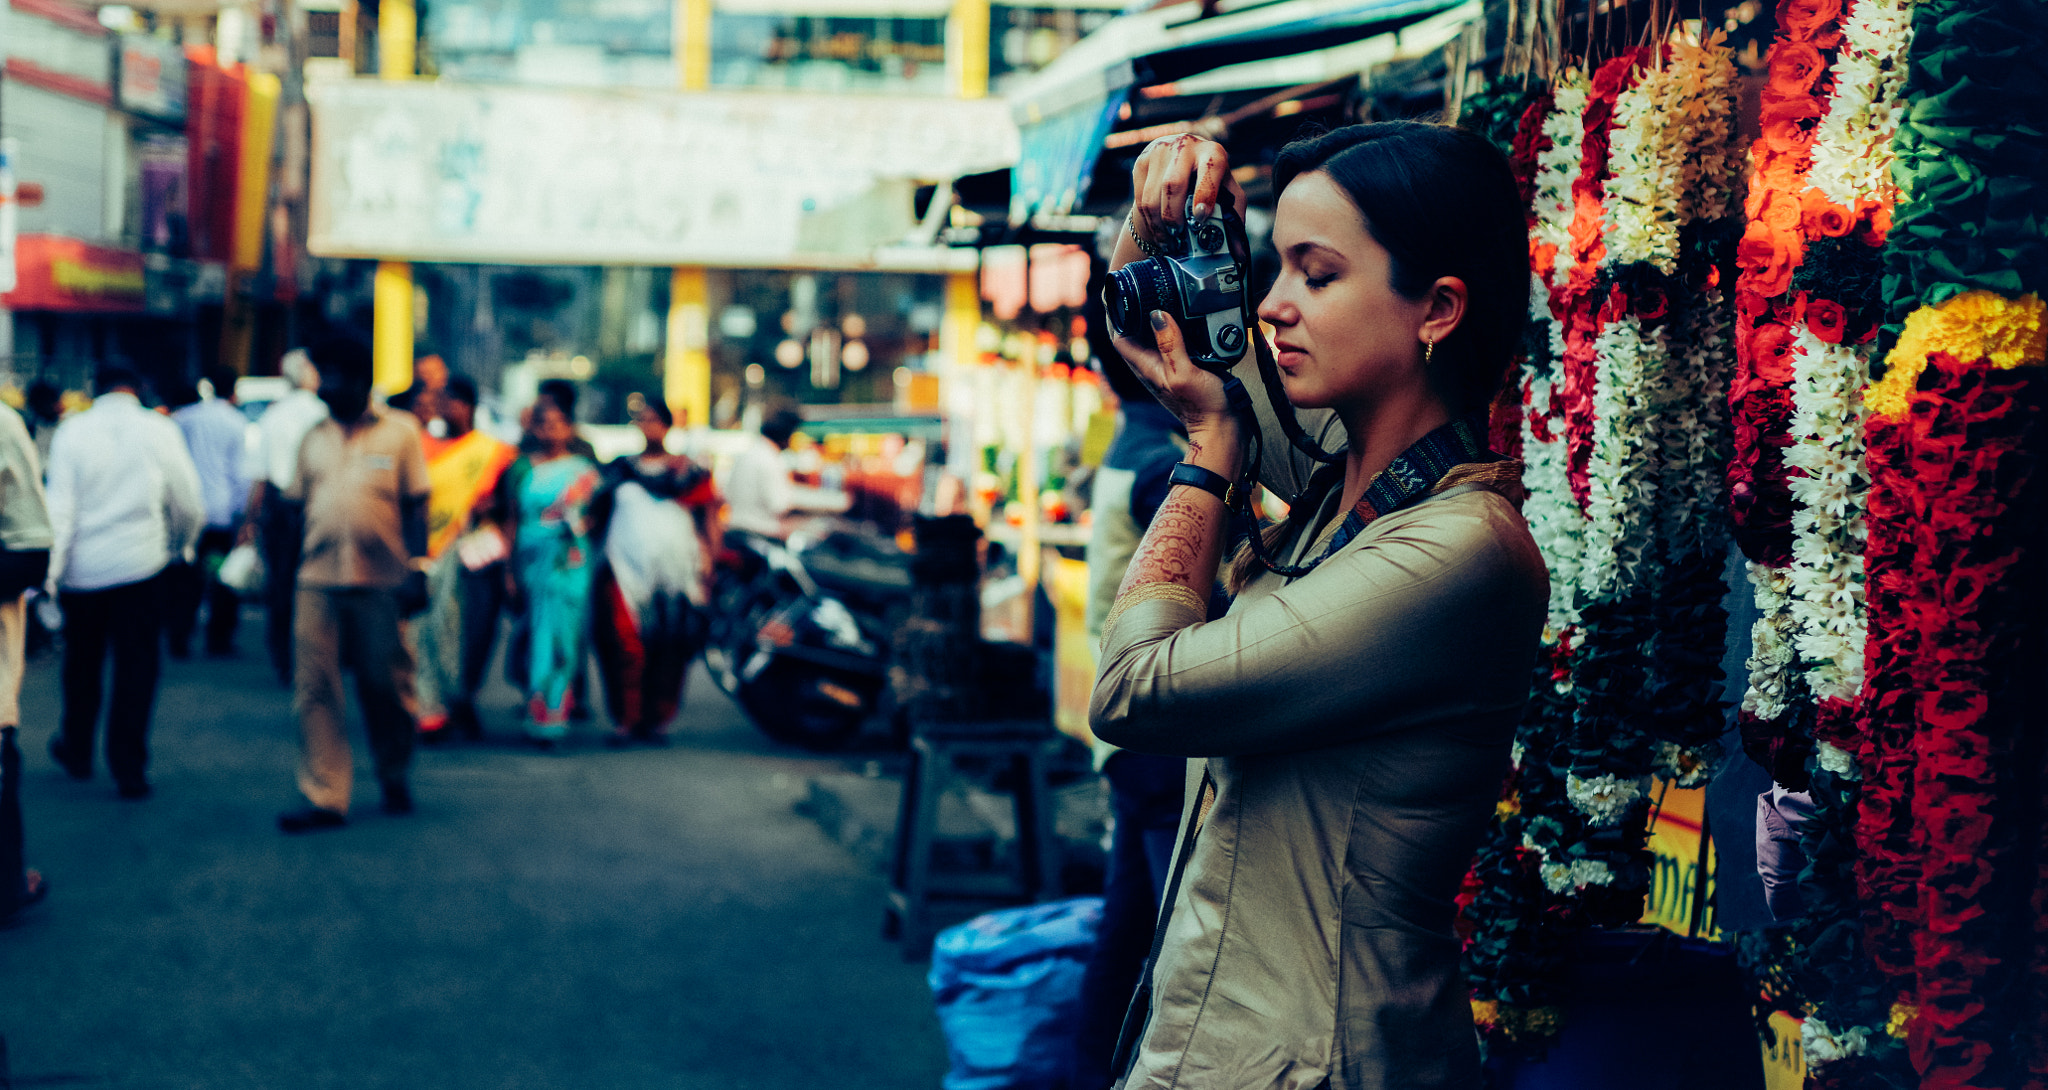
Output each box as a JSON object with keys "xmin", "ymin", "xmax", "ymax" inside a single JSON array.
[{"xmin": 737, "ymin": 656, "xmax": 872, "ymax": 751}]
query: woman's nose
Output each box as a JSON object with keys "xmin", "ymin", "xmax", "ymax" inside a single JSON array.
[{"xmin": 1257, "ymin": 290, "xmax": 1295, "ymax": 326}]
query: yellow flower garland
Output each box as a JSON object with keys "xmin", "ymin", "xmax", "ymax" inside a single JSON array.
[{"xmin": 1867, "ymin": 291, "xmax": 2048, "ymax": 418}]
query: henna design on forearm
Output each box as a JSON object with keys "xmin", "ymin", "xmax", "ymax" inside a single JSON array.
[{"xmin": 1116, "ymin": 488, "xmax": 1224, "ymax": 601}]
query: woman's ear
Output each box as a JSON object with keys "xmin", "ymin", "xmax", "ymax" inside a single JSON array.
[{"xmin": 1419, "ymin": 276, "xmax": 1468, "ymax": 350}]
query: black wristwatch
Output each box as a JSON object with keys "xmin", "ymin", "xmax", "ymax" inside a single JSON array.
[{"xmin": 1169, "ymin": 461, "xmax": 1239, "ymax": 507}]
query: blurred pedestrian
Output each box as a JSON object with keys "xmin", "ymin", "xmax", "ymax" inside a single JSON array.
[
  {"xmin": 502, "ymin": 397, "xmax": 600, "ymax": 746},
  {"xmin": 724, "ymin": 407, "xmax": 801, "ymax": 540},
  {"xmin": 44, "ymin": 364, "xmax": 204, "ymax": 799},
  {"xmin": 168, "ymin": 366, "xmax": 253, "ymax": 659},
  {"xmin": 243, "ymin": 349, "xmax": 329, "ymax": 684},
  {"xmin": 24, "ymin": 380, "xmax": 63, "ymax": 469},
  {"xmin": 386, "ymin": 349, "xmax": 449, "ymax": 420},
  {"xmin": 507, "ymin": 380, "xmax": 596, "ymax": 718},
  {"xmin": 277, "ymin": 336, "xmax": 431, "ymax": 834},
  {"xmin": 413, "ymin": 375, "xmax": 516, "ymax": 742},
  {"xmin": 590, "ymin": 398, "xmax": 717, "ymax": 747},
  {"xmin": 0, "ymin": 398, "xmax": 52, "ymax": 915},
  {"xmin": 1068, "ymin": 359, "xmax": 1190, "ymax": 1090}
]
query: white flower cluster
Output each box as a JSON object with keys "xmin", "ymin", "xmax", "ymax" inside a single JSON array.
[
  {"xmin": 1579, "ymin": 317, "xmax": 1666, "ymax": 599},
  {"xmin": 1816, "ymin": 739, "xmax": 1862, "ymax": 780},
  {"xmin": 1537, "ymin": 70, "xmax": 1590, "ymax": 290},
  {"xmin": 1540, "ymin": 857, "xmax": 1617, "ymax": 894},
  {"xmin": 1603, "ymin": 59, "xmax": 1688, "ymax": 272},
  {"xmin": 1521, "ymin": 369, "xmax": 1587, "ymax": 630},
  {"xmin": 1801, "ymin": 1016, "xmax": 1875, "ymax": 1065},
  {"xmin": 1784, "ymin": 326, "xmax": 1872, "ymax": 703},
  {"xmin": 1669, "ymin": 28, "xmax": 1743, "ymax": 226},
  {"xmin": 1807, "ymin": 0, "xmax": 1916, "ymax": 210},
  {"xmin": 1653, "ymin": 740, "xmax": 1720, "ymax": 787},
  {"xmin": 1742, "ymin": 562, "xmax": 1800, "ymax": 721},
  {"xmin": 1566, "ymin": 772, "xmax": 1649, "ymax": 827}
]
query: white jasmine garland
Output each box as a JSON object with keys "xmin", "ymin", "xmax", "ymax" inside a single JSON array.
[
  {"xmin": 1537, "ymin": 71, "xmax": 1590, "ymax": 291},
  {"xmin": 1522, "ymin": 369, "xmax": 1585, "ymax": 629},
  {"xmin": 1566, "ymin": 773, "xmax": 1649, "ymax": 826},
  {"xmin": 1661, "ymin": 284, "xmax": 1735, "ymax": 556},
  {"xmin": 1784, "ymin": 325, "xmax": 1872, "ymax": 703},
  {"xmin": 1578, "ymin": 317, "xmax": 1665, "ymax": 599},
  {"xmin": 1668, "ymin": 27, "xmax": 1742, "ymax": 225},
  {"xmin": 1806, "ymin": 0, "xmax": 1916, "ymax": 210},
  {"xmin": 1653, "ymin": 740, "xmax": 1720, "ymax": 788},
  {"xmin": 1742, "ymin": 562, "xmax": 1800, "ymax": 721}
]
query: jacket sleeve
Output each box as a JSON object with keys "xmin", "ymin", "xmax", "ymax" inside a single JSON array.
[{"xmin": 1089, "ymin": 497, "xmax": 1546, "ymax": 758}]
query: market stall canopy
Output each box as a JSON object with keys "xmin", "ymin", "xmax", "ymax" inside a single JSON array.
[
  {"xmin": 305, "ymin": 80, "xmax": 1017, "ymax": 270},
  {"xmin": 1006, "ymin": 0, "xmax": 1476, "ymax": 217}
]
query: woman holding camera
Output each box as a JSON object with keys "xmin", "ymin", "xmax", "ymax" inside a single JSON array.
[{"xmin": 1089, "ymin": 123, "xmax": 1547, "ymax": 1090}]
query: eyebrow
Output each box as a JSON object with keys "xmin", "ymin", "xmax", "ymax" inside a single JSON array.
[{"xmin": 1283, "ymin": 240, "xmax": 1346, "ymax": 263}]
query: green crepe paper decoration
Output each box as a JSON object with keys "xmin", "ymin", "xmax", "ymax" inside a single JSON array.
[{"xmin": 1879, "ymin": 0, "xmax": 2048, "ymax": 365}]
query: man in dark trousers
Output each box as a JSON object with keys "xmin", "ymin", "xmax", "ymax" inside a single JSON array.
[
  {"xmin": 277, "ymin": 335, "xmax": 432, "ymax": 833},
  {"xmin": 44, "ymin": 364, "xmax": 204, "ymax": 799},
  {"xmin": 1069, "ymin": 344, "xmax": 1193, "ymax": 1090}
]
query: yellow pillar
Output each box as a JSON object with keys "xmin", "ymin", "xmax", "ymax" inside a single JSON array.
[
  {"xmin": 948, "ymin": 0, "xmax": 990, "ymax": 100},
  {"xmin": 940, "ymin": 271, "xmax": 980, "ymax": 376},
  {"xmin": 372, "ymin": 0, "xmax": 417, "ymax": 394},
  {"xmin": 665, "ymin": 267, "xmax": 711, "ymax": 430},
  {"xmin": 661, "ymin": 0, "xmax": 713, "ymax": 426}
]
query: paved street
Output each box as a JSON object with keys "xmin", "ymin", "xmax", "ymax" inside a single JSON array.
[{"xmin": 0, "ymin": 618, "xmax": 948, "ymax": 1090}]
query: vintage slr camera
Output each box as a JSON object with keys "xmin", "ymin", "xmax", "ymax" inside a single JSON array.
[{"xmin": 1103, "ymin": 194, "xmax": 1252, "ymax": 373}]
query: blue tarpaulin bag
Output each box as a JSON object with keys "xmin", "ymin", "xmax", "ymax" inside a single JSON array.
[{"xmin": 929, "ymin": 896, "xmax": 1104, "ymax": 1090}]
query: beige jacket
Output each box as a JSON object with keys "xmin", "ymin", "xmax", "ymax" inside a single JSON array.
[{"xmin": 1090, "ymin": 363, "xmax": 1547, "ymax": 1090}]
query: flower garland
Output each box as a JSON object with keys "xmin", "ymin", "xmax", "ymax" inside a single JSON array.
[
  {"xmin": 1856, "ymin": 350, "xmax": 2043, "ymax": 1089},
  {"xmin": 1783, "ymin": 327, "xmax": 1869, "ymax": 707}
]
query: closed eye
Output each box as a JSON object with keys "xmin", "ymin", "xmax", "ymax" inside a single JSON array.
[{"xmin": 1304, "ymin": 273, "xmax": 1335, "ymax": 290}]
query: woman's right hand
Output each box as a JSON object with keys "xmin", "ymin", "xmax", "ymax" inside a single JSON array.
[{"xmin": 1127, "ymin": 134, "xmax": 1247, "ymax": 262}]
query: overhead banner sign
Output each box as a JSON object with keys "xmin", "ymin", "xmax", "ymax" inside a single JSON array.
[
  {"xmin": 1, "ymin": 234, "xmax": 148, "ymax": 313},
  {"xmin": 306, "ymin": 80, "xmax": 1019, "ymax": 269}
]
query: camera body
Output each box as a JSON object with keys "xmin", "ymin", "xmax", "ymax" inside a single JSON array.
[{"xmin": 1103, "ymin": 195, "xmax": 1251, "ymax": 373}]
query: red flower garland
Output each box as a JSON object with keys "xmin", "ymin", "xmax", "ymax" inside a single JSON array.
[
  {"xmin": 1857, "ymin": 353, "xmax": 2044, "ymax": 1089},
  {"xmin": 1730, "ymin": 0, "xmax": 1838, "ymax": 566},
  {"xmin": 1557, "ymin": 51, "xmax": 1643, "ymax": 507}
]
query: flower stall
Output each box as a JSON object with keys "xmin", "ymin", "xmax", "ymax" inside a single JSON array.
[{"xmin": 1449, "ymin": 0, "xmax": 2048, "ymax": 1086}]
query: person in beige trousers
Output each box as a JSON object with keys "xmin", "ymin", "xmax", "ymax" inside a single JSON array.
[
  {"xmin": 1, "ymin": 398, "xmax": 53, "ymax": 912},
  {"xmin": 277, "ymin": 336, "xmax": 431, "ymax": 834}
]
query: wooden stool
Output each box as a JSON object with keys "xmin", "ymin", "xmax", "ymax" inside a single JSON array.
[{"xmin": 884, "ymin": 722, "xmax": 1063, "ymax": 958}]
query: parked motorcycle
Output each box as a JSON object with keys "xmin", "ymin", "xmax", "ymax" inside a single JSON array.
[{"xmin": 705, "ymin": 524, "xmax": 914, "ymax": 750}]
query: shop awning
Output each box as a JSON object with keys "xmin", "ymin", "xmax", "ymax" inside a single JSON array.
[{"xmin": 1006, "ymin": 0, "xmax": 1475, "ymax": 217}]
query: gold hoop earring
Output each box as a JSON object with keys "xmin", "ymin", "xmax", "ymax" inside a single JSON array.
[{"xmin": 1423, "ymin": 338, "xmax": 1435, "ymax": 365}]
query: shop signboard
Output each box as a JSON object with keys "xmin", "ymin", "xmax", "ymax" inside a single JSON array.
[
  {"xmin": 1, "ymin": 234, "xmax": 147, "ymax": 312},
  {"xmin": 116, "ymin": 34, "xmax": 190, "ymax": 123},
  {"xmin": 305, "ymin": 80, "xmax": 1018, "ymax": 269}
]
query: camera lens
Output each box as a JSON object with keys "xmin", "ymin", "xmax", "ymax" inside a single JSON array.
[{"xmin": 1103, "ymin": 260, "xmax": 1173, "ymax": 349}]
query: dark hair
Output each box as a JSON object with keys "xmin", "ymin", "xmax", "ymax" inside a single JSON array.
[
  {"xmin": 639, "ymin": 398, "xmax": 673, "ymax": 428},
  {"xmin": 537, "ymin": 378, "xmax": 578, "ymax": 419},
  {"xmin": 444, "ymin": 374, "xmax": 479, "ymax": 408},
  {"xmin": 307, "ymin": 331, "xmax": 374, "ymax": 386},
  {"xmin": 761, "ymin": 407, "xmax": 804, "ymax": 447},
  {"xmin": 93, "ymin": 363, "xmax": 146, "ymax": 396},
  {"xmin": 1272, "ymin": 122, "xmax": 1529, "ymax": 415},
  {"xmin": 204, "ymin": 365, "xmax": 240, "ymax": 399}
]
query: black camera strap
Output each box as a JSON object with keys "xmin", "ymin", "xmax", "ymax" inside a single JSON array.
[{"xmin": 1234, "ymin": 415, "xmax": 1489, "ymax": 581}]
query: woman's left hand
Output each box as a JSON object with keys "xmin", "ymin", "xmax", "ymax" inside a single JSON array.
[{"xmin": 1112, "ymin": 311, "xmax": 1242, "ymax": 464}]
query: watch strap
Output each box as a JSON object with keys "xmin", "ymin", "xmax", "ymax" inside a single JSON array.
[{"xmin": 1169, "ymin": 461, "xmax": 1236, "ymax": 506}]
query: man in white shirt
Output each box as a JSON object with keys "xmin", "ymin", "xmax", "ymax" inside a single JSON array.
[
  {"xmin": 723, "ymin": 408, "xmax": 802, "ymax": 539},
  {"xmin": 168, "ymin": 366, "xmax": 254, "ymax": 658},
  {"xmin": 243, "ymin": 349, "xmax": 328, "ymax": 683},
  {"xmin": 44, "ymin": 365, "xmax": 204, "ymax": 799}
]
